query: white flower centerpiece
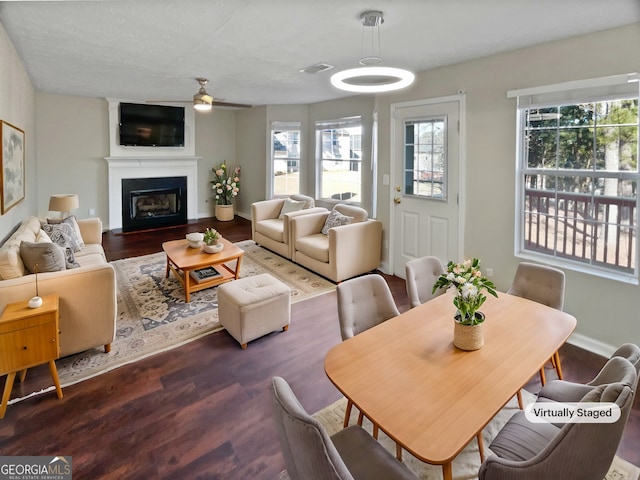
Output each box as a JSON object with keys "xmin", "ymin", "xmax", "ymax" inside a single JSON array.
[{"xmin": 432, "ymin": 258, "xmax": 498, "ymax": 350}]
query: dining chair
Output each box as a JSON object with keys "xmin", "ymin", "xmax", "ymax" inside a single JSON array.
[
  {"xmin": 610, "ymin": 343, "xmax": 640, "ymax": 374},
  {"xmin": 507, "ymin": 262, "xmax": 566, "ymax": 386},
  {"xmin": 479, "ymin": 358, "xmax": 637, "ymax": 480},
  {"xmin": 405, "ymin": 256, "xmax": 445, "ymax": 308},
  {"xmin": 270, "ymin": 376, "xmax": 419, "ymax": 480},
  {"xmin": 336, "ymin": 274, "xmax": 401, "ymax": 455},
  {"xmin": 536, "ymin": 344, "xmax": 640, "ymax": 403},
  {"xmin": 336, "ymin": 274, "xmax": 400, "ymax": 341}
]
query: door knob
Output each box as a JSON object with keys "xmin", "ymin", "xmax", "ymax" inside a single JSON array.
[
  {"xmin": 395, "ymin": 185, "xmax": 401, "ymax": 192},
  {"xmin": 394, "ymin": 197, "xmax": 401, "ymax": 204}
]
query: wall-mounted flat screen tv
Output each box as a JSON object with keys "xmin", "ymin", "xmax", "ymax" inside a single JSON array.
[{"xmin": 119, "ymin": 102, "xmax": 185, "ymax": 147}]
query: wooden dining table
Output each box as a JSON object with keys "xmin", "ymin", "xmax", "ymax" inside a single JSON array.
[{"xmin": 324, "ymin": 292, "xmax": 577, "ymax": 480}]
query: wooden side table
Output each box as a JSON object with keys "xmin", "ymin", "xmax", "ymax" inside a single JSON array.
[{"xmin": 0, "ymin": 294, "xmax": 63, "ymax": 418}]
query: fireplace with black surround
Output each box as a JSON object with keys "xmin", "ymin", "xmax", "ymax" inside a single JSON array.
[{"xmin": 121, "ymin": 176, "xmax": 187, "ymax": 232}]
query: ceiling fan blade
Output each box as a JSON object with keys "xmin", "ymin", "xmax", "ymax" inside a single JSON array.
[
  {"xmin": 147, "ymin": 100, "xmax": 252, "ymax": 109},
  {"xmin": 211, "ymin": 100, "xmax": 252, "ymax": 108}
]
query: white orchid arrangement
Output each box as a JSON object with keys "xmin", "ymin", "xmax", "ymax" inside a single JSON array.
[
  {"xmin": 432, "ymin": 258, "xmax": 498, "ymax": 325},
  {"xmin": 210, "ymin": 161, "xmax": 240, "ymax": 205}
]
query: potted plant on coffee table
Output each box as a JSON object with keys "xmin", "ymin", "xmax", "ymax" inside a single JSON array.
[{"xmin": 203, "ymin": 228, "xmax": 223, "ymax": 254}]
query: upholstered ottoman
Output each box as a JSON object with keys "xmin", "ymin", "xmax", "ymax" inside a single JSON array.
[{"xmin": 218, "ymin": 273, "xmax": 290, "ymax": 349}]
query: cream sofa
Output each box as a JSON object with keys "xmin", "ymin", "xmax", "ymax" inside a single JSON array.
[
  {"xmin": 0, "ymin": 216, "xmax": 116, "ymax": 357},
  {"xmin": 291, "ymin": 204, "xmax": 382, "ymax": 282},
  {"xmin": 252, "ymin": 195, "xmax": 326, "ymax": 259}
]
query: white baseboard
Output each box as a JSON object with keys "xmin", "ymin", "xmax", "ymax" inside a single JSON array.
[
  {"xmin": 378, "ymin": 261, "xmax": 391, "ymax": 275},
  {"xmin": 566, "ymin": 332, "xmax": 616, "ymax": 359}
]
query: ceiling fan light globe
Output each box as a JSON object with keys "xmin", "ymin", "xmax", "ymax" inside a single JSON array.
[
  {"xmin": 193, "ymin": 100, "xmax": 212, "ymax": 111},
  {"xmin": 193, "ymin": 78, "xmax": 213, "ymax": 110}
]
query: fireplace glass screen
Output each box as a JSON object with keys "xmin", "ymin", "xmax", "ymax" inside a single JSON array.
[{"xmin": 130, "ymin": 190, "xmax": 179, "ymax": 219}]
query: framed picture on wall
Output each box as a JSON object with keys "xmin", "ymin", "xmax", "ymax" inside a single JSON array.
[{"xmin": 0, "ymin": 120, "xmax": 25, "ymax": 214}]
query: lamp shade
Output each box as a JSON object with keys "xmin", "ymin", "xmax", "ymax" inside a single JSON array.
[{"xmin": 48, "ymin": 194, "xmax": 79, "ymax": 213}]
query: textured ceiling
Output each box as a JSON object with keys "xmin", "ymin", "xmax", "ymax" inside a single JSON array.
[{"xmin": 1, "ymin": 0, "xmax": 639, "ymax": 107}]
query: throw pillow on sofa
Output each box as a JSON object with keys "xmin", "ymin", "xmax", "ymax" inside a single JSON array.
[
  {"xmin": 19, "ymin": 241, "xmax": 67, "ymax": 273},
  {"xmin": 321, "ymin": 209, "xmax": 354, "ymax": 235},
  {"xmin": 41, "ymin": 223, "xmax": 81, "ymax": 269},
  {"xmin": 278, "ymin": 198, "xmax": 306, "ymax": 219},
  {"xmin": 47, "ymin": 215, "xmax": 85, "ymax": 250},
  {"xmin": 36, "ymin": 229, "xmax": 52, "ymax": 243}
]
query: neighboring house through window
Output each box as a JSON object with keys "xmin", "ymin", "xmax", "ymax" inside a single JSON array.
[
  {"xmin": 510, "ymin": 73, "xmax": 639, "ymax": 282},
  {"xmin": 271, "ymin": 122, "xmax": 301, "ymax": 196},
  {"xmin": 315, "ymin": 117, "xmax": 363, "ymax": 203}
]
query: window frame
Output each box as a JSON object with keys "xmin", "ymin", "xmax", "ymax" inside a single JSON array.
[
  {"xmin": 511, "ymin": 74, "xmax": 640, "ymax": 283},
  {"xmin": 315, "ymin": 116, "xmax": 364, "ymax": 205},
  {"xmin": 269, "ymin": 121, "xmax": 302, "ymax": 198}
]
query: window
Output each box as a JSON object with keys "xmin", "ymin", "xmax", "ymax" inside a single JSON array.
[
  {"xmin": 316, "ymin": 117, "xmax": 363, "ymax": 203},
  {"xmin": 271, "ymin": 122, "xmax": 301, "ymax": 196},
  {"xmin": 404, "ymin": 118, "xmax": 447, "ymax": 200},
  {"xmin": 511, "ymin": 74, "xmax": 639, "ymax": 280}
]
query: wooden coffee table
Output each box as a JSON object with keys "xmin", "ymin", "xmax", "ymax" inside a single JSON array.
[{"xmin": 162, "ymin": 237, "xmax": 244, "ymax": 302}]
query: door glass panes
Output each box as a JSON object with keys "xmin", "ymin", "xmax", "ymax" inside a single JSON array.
[
  {"xmin": 404, "ymin": 118, "xmax": 446, "ymax": 200},
  {"xmin": 272, "ymin": 125, "xmax": 300, "ymax": 196}
]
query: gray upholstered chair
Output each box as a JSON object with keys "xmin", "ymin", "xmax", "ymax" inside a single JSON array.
[
  {"xmin": 507, "ymin": 262, "xmax": 566, "ymax": 385},
  {"xmin": 336, "ymin": 274, "xmax": 400, "ymax": 341},
  {"xmin": 610, "ymin": 343, "xmax": 640, "ymax": 374},
  {"xmin": 270, "ymin": 376, "xmax": 418, "ymax": 480},
  {"xmin": 405, "ymin": 256, "xmax": 445, "ymax": 308},
  {"xmin": 537, "ymin": 344, "xmax": 640, "ymax": 403},
  {"xmin": 336, "ymin": 274, "xmax": 400, "ymax": 454},
  {"xmin": 479, "ymin": 357, "xmax": 637, "ymax": 480},
  {"xmin": 251, "ymin": 194, "xmax": 326, "ymax": 259}
]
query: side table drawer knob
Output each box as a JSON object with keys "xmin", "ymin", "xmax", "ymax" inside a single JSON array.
[{"xmin": 22, "ymin": 346, "xmax": 27, "ymax": 350}]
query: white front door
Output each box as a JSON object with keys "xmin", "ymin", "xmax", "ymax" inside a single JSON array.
[{"xmin": 391, "ymin": 99, "xmax": 462, "ymax": 278}]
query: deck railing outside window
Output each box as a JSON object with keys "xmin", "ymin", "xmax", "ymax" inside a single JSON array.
[{"xmin": 524, "ymin": 188, "xmax": 636, "ymax": 273}]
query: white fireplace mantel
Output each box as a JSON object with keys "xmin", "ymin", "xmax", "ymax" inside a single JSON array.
[{"xmin": 105, "ymin": 156, "xmax": 201, "ymax": 230}]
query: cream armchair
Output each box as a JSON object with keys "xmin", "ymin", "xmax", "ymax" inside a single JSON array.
[
  {"xmin": 291, "ymin": 204, "xmax": 382, "ymax": 282},
  {"xmin": 251, "ymin": 195, "xmax": 326, "ymax": 259}
]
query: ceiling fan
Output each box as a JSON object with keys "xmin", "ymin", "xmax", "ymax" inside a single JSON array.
[{"xmin": 150, "ymin": 78, "xmax": 252, "ymax": 110}]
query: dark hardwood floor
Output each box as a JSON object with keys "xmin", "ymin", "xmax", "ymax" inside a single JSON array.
[{"xmin": 0, "ymin": 215, "xmax": 637, "ymax": 479}]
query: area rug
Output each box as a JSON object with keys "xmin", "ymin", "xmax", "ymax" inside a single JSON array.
[
  {"xmin": 10, "ymin": 240, "xmax": 335, "ymax": 403},
  {"xmin": 279, "ymin": 390, "xmax": 640, "ymax": 480}
]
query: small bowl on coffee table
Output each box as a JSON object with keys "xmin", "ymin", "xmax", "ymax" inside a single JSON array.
[{"xmin": 186, "ymin": 232, "xmax": 204, "ymax": 248}]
